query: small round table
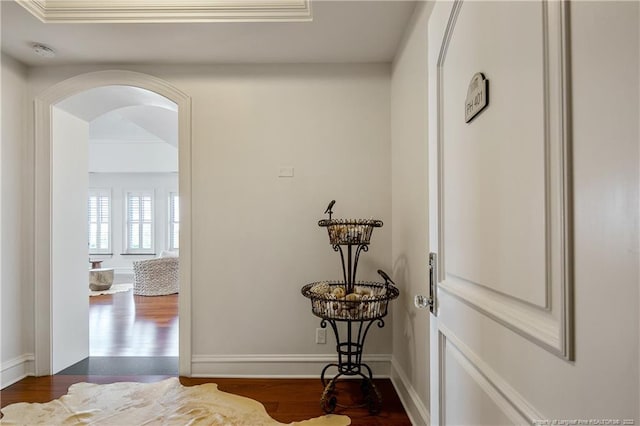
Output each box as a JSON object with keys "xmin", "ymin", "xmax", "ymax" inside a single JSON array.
[{"xmin": 89, "ymin": 268, "xmax": 114, "ymax": 291}]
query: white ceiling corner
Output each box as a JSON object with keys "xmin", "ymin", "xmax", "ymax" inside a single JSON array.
[{"xmin": 16, "ymin": 0, "xmax": 312, "ymax": 23}]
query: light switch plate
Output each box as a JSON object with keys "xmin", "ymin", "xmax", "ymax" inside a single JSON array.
[{"xmin": 278, "ymin": 167, "xmax": 294, "ymax": 177}]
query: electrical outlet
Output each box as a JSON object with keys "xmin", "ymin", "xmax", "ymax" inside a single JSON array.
[{"xmin": 315, "ymin": 328, "xmax": 327, "ymax": 344}]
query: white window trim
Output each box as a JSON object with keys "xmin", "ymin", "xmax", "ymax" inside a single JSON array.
[
  {"xmin": 88, "ymin": 188, "xmax": 112, "ymax": 255},
  {"xmin": 124, "ymin": 189, "xmax": 156, "ymax": 254},
  {"xmin": 168, "ymin": 192, "xmax": 180, "ymax": 252}
]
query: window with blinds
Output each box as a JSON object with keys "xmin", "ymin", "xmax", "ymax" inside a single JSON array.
[
  {"xmin": 169, "ymin": 192, "xmax": 180, "ymax": 251},
  {"xmin": 126, "ymin": 191, "xmax": 154, "ymax": 253},
  {"xmin": 88, "ymin": 190, "xmax": 111, "ymax": 254}
]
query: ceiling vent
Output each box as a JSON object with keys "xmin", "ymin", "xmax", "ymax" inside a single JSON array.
[{"xmin": 32, "ymin": 43, "xmax": 56, "ymax": 58}]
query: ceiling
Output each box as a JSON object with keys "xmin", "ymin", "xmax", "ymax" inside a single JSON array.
[
  {"xmin": 1, "ymin": 0, "xmax": 417, "ymax": 66},
  {"xmin": 55, "ymin": 85, "xmax": 179, "ymax": 173},
  {"xmin": 56, "ymin": 85, "xmax": 177, "ymax": 122},
  {"xmin": 88, "ymin": 106, "xmax": 178, "ymax": 146},
  {"xmin": 56, "ymin": 85, "xmax": 178, "ymax": 146}
]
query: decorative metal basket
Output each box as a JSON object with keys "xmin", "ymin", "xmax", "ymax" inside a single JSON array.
[
  {"xmin": 318, "ymin": 219, "xmax": 383, "ymax": 246},
  {"xmin": 301, "ymin": 280, "xmax": 399, "ymax": 321}
]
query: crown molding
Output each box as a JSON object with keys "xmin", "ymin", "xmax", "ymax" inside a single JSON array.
[{"xmin": 17, "ymin": 0, "xmax": 312, "ymax": 23}]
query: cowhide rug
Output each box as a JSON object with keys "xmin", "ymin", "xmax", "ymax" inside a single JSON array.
[{"xmin": 0, "ymin": 377, "xmax": 351, "ymax": 425}]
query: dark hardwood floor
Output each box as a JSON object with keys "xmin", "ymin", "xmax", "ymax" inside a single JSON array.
[
  {"xmin": 90, "ymin": 290, "xmax": 178, "ymax": 356},
  {"xmin": 0, "ymin": 290, "xmax": 412, "ymax": 425},
  {"xmin": 0, "ymin": 375, "xmax": 411, "ymax": 425}
]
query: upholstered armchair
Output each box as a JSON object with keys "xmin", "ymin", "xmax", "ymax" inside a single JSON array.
[{"xmin": 133, "ymin": 257, "xmax": 179, "ymax": 296}]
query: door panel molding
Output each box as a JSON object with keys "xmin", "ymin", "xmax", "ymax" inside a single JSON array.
[
  {"xmin": 435, "ymin": 0, "xmax": 574, "ymax": 359},
  {"xmin": 439, "ymin": 326, "xmax": 544, "ymax": 425}
]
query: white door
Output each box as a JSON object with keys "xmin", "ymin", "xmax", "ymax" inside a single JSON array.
[
  {"xmin": 426, "ymin": 1, "xmax": 638, "ymax": 424},
  {"xmin": 51, "ymin": 106, "xmax": 90, "ymax": 373}
]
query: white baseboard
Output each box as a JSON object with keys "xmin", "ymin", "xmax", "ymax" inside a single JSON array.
[
  {"xmin": 390, "ymin": 357, "xmax": 430, "ymax": 426},
  {"xmin": 1, "ymin": 353, "xmax": 35, "ymax": 389},
  {"xmin": 191, "ymin": 353, "xmax": 392, "ymax": 378}
]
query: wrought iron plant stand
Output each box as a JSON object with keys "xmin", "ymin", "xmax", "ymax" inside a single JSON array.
[{"xmin": 301, "ymin": 201, "xmax": 399, "ymax": 414}]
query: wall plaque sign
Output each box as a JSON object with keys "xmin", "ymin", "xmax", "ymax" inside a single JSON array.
[{"xmin": 465, "ymin": 72, "xmax": 489, "ymax": 123}]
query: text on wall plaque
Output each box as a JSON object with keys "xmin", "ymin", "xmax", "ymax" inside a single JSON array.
[{"xmin": 465, "ymin": 72, "xmax": 489, "ymax": 123}]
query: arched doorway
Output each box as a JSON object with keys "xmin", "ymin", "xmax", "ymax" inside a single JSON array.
[{"xmin": 33, "ymin": 70, "xmax": 192, "ymax": 377}]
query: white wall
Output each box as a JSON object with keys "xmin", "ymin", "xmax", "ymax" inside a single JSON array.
[
  {"xmin": 89, "ymin": 172, "xmax": 178, "ymax": 275},
  {"xmin": 0, "ymin": 53, "xmax": 34, "ymax": 387},
  {"xmin": 26, "ymin": 63, "xmax": 393, "ymax": 375},
  {"xmin": 389, "ymin": 3, "xmax": 433, "ymax": 424},
  {"xmin": 51, "ymin": 107, "xmax": 89, "ymax": 373}
]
